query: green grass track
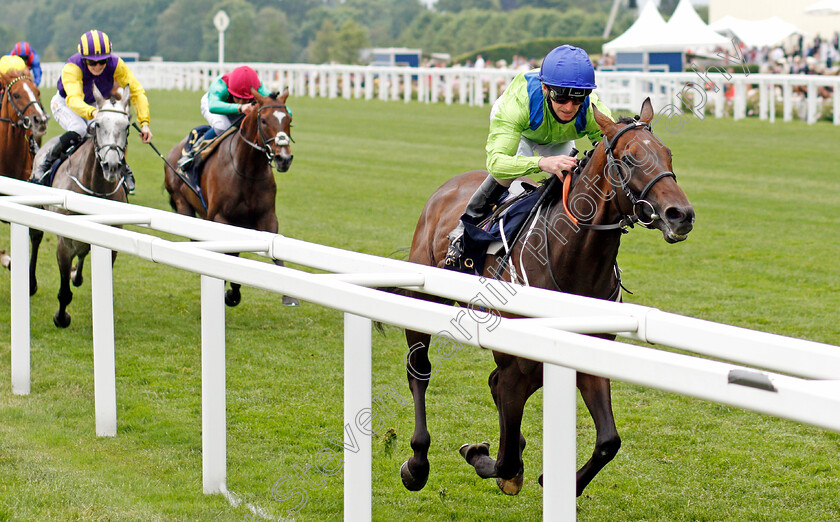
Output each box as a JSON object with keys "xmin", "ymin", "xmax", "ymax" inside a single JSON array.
[{"xmin": 2, "ymin": 89, "xmax": 840, "ymax": 520}]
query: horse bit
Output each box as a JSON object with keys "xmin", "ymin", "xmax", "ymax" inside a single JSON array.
[{"xmin": 238, "ymin": 104, "xmax": 292, "ymax": 165}]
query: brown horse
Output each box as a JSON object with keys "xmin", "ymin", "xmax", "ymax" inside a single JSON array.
[
  {"xmin": 29, "ymin": 85, "xmax": 132, "ymax": 326},
  {"xmin": 0, "ymin": 67, "xmax": 48, "ymax": 179},
  {"xmin": 400, "ymin": 98, "xmax": 695, "ymax": 497},
  {"xmin": 164, "ymin": 88, "xmax": 298, "ymax": 307}
]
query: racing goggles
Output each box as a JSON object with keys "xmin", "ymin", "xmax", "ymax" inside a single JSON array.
[{"xmin": 547, "ymin": 86, "xmax": 591, "ymax": 105}]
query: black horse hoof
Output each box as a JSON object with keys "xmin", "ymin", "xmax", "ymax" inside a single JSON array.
[
  {"xmin": 29, "ymin": 283, "xmax": 38, "ymax": 296},
  {"xmin": 458, "ymin": 441, "xmax": 490, "ymax": 464},
  {"xmin": 224, "ymin": 289, "xmax": 241, "ymax": 307},
  {"xmin": 281, "ymin": 295, "xmax": 300, "ymax": 307},
  {"xmin": 53, "ymin": 311, "xmax": 71, "ymax": 328},
  {"xmin": 400, "ymin": 460, "xmax": 429, "ymax": 491}
]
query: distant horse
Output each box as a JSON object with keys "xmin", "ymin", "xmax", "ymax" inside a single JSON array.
[
  {"xmin": 0, "ymin": 66, "xmax": 48, "ymax": 179},
  {"xmin": 164, "ymin": 88, "xmax": 298, "ymax": 307},
  {"xmin": 29, "ymin": 85, "xmax": 132, "ymax": 327},
  {"xmin": 400, "ymin": 98, "xmax": 695, "ymax": 497}
]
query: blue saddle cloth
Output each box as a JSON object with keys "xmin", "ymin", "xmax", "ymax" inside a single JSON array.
[
  {"xmin": 183, "ymin": 125, "xmax": 211, "ymax": 155},
  {"xmin": 458, "ymin": 189, "xmax": 542, "ymax": 276}
]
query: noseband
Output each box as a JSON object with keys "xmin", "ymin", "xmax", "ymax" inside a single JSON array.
[
  {"xmin": 238, "ymin": 104, "xmax": 293, "ymax": 165},
  {"xmin": 602, "ymin": 121, "xmax": 677, "ymax": 228},
  {"xmin": 0, "ymin": 75, "xmax": 46, "ymax": 130}
]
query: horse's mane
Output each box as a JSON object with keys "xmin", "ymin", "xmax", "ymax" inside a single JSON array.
[{"xmin": 615, "ymin": 115, "xmax": 638, "ymax": 125}]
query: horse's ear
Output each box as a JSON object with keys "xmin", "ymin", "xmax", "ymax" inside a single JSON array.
[
  {"xmin": 279, "ymin": 88, "xmax": 289, "ymax": 104},
  {"xmin": 92, "ymin": 84, "xmax": 105, "ymax": 106},
  {"xmin": 252, "ymin": 87, "xmax": 264, "ymax": 103},
  {"xmin": 593, "ymin": 104, "xmax": 617, "ymax": 140},
  {"xmin": 120, "ymin": 85, "xmax": 131, "ymax": 110},
  {"xmin": 639, "ymin": 97, "xmax": 654, "ymax": 123}
]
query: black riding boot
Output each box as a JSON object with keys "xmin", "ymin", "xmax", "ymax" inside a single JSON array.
[
  {"xmin": 30, "ymin": 131, "xmax": 80, "ymax": 185},
  {"xmin": 443, "ymin": 174, "xmax": 507, "ymax": 269},
  {"xmin": 123, "ymin": 163, "xmax": 136, "ymax": 195}
]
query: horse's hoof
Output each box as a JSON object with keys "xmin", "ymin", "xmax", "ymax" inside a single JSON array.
[
  {"xmin": 53, "ymin": 311, "xmax": 71, "ymax": 328},
  {"xmin": 0, "ymin": 250, "xmax": 11, "ymax": 270},
  {"xmin": 224, "ymin": 289, "xmax": 241, "ymax": 307},
  {"xmin": 458, "ymin": 441, "xmax": 490, "ymax": 463},
  {"xmin": 282, "ymin": 295, "xmax": 300, "ymax": 307},
  {"xmin": 496, "ymin": 468, "xmax": 524, "ymax": 496},
  {"xmin": 538, "ymin": 473, "xmax": 543, "ymax": 487},
  {"xmin": 400, "ymin": 460, "xmax": 429, "ymax": 491},
  {"xmin": 29, "ymin": 283, "xmax": 38, "ymax": 296}
]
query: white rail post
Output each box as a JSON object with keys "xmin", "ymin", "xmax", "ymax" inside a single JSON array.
[
  {"xmin": 201, "ymin": 275, "xmax": 226, "ymax": 494},
  {"xmin": 543, "ymin": 363, "xmax": 576, "ymax": 521},
  {"xmin": 344, "ymin": 313, "xmax": 372, "ymax": 521},
  {"xmin": 10, "ymin": 223, "xmax": 30, "ymax": 395},
  {"xmin": 91, "ymin": 245, "xmax": 117, "ymax": 436}
]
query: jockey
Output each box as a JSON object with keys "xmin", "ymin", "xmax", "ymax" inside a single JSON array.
[
  {"xmin": 178, "ymin": 65, "xmax": 271, "ymax": 168},
  {"xmin": 8, "ymin": 41, "xmax": 42, "ymax": 86},
  {"xmin": 444, "ymin": 44, "xmax": 614, "ymax": 269},
  {"xmin": 0, "ymin": 55, "xmax": 28, "ymax": 76},
  {"xmin": 31, "ymin": 30, "xmax": 152, "ymax": 194}
]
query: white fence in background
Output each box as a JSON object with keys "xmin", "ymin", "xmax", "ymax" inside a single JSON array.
[
  {"xmin": 3, "ymin": 177, "xmax": 840, "ymax": 520},
  {"xmin": 39, "ymin": 62, "xmax": 840, "ymax": 125}
]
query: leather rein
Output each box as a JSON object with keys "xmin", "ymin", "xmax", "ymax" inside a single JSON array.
[{"xmin": 560, "ymin": 120, "xmax": 677, "ymax": 232}]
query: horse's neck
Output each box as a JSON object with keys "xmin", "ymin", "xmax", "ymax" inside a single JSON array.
[
  {"xmin": 231, "ymin": 118, "xmax": 264, "ymax": 165},
  {"xmin": 68, "ymin": 142, "xmax": 106, "ymax": 189},
  {"xmin": 534, "ymin": 148, "xmax": 623, "ymax": 296},
  {"xmin": 0, "ymin": 98, "xmax": 29, "ymax": 179}
]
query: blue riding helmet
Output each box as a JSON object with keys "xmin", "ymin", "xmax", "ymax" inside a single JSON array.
[{"xmin": 539, "ymin": 45, "xmax": 597, "ymax": 91}]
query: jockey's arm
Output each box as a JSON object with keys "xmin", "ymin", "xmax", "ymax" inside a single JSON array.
[
  {"xmin": 486, "ymin": 95, "xmax": 542, "ymax": 180},
  {"xmin": 60, "ymin": 63, "xmax": 97, "ymax": 120},
  {"xmin": 114, "ymin": 59, "xmax": 150, "ymax": 127}
]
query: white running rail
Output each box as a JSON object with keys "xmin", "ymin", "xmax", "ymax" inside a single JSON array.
[{"xmin": 3, "ymin": 177, "xmax": 840, "ymax": 520}]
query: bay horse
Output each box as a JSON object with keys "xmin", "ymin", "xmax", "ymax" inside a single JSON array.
[
  {"xmin": 164, "ymin": 88, "xmax": 298, "ymax": 307},
  {"xmin": 29, "ymin": 85, "xmax": 132, "ymax": 327},
  {"xmin": 0, "ymin": 66, "xmax": 48, "ymax": 180},
  {"xmin": 400, "ymin": 98, "xmax": 695, "ymax": 497}
]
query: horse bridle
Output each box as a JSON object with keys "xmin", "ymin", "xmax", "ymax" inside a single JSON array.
[
  {"xmin": 63, "ymin": 108, "xmax": 130, "ymax": 197},
  {"xmin": 601, "ymin": 121, "xmax": 677, "ymax": 228},
  {"xmin": 89, "ymin": 108, "xmax": 130, "ymax": 167},
  {"xmin": 237, "ymin": 104, "xmax": 293, "ymax": 165},
  {"xmin": 0, "ymin": 75, "xmax": 45, "ymax": 130}
]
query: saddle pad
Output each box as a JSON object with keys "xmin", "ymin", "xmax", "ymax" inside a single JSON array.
[{"xmin": 458, "ymin": 189, "xmax": 543, "ymax": 276}]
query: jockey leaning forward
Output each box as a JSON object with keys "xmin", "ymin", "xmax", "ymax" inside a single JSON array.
[
  {"xmin": 31, "ymin": 30, "xmax": 152, "ymax": 194},
  {"xmin": 443, "ymin": 44, "xmax": 614, "ymax": 269},
  {"xmin": 178, "ymin": 65, "xmax": 273, "ymax": 168},
  {"xmin": 8, "ymin": 41, "xmax": 42, "ymax": 86}
]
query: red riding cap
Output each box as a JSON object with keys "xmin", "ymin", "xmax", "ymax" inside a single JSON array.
[{"xmin": 224, "ymin": 66, "xmax": 260, "ymax": 100}]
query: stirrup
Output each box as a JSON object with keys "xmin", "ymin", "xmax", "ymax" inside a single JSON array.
[{"xmin": 443, "ymin": 235, "xmax": 466, "ymax": 270}]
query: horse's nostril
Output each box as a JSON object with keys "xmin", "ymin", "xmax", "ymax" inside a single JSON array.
[{"xmin": 665, "ymin": 207, "xmax": 683, "ymax": 222}]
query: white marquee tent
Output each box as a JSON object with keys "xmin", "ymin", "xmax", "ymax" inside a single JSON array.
[
  {"xmin": 603, "ymin": 0, "xmax": 729, "ymax": 71},
  {"xmin": 708, "ymin": 16, "xmax": 805, "ymax": 48}
]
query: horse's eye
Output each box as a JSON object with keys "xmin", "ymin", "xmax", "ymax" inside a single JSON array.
[{"xmin": 260, "ymin": 118, "xmax": 267, "ymax": 125}]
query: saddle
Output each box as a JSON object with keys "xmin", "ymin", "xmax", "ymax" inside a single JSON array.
[
  {"xmin": 175, "ymin": 124, "xmax": 239, "ymax": 210},
  {"xmin": 454, "ymin": 180, "xmax": 546, "ymax": 276},
  {"xmin": 38, "ymin": 138, "xmax": 87, "ymax": 187}
]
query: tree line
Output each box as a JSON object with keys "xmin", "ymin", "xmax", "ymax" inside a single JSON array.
[{"xmin": 0, "ymin": 0, "xmax": 692, "ymax": 65}]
